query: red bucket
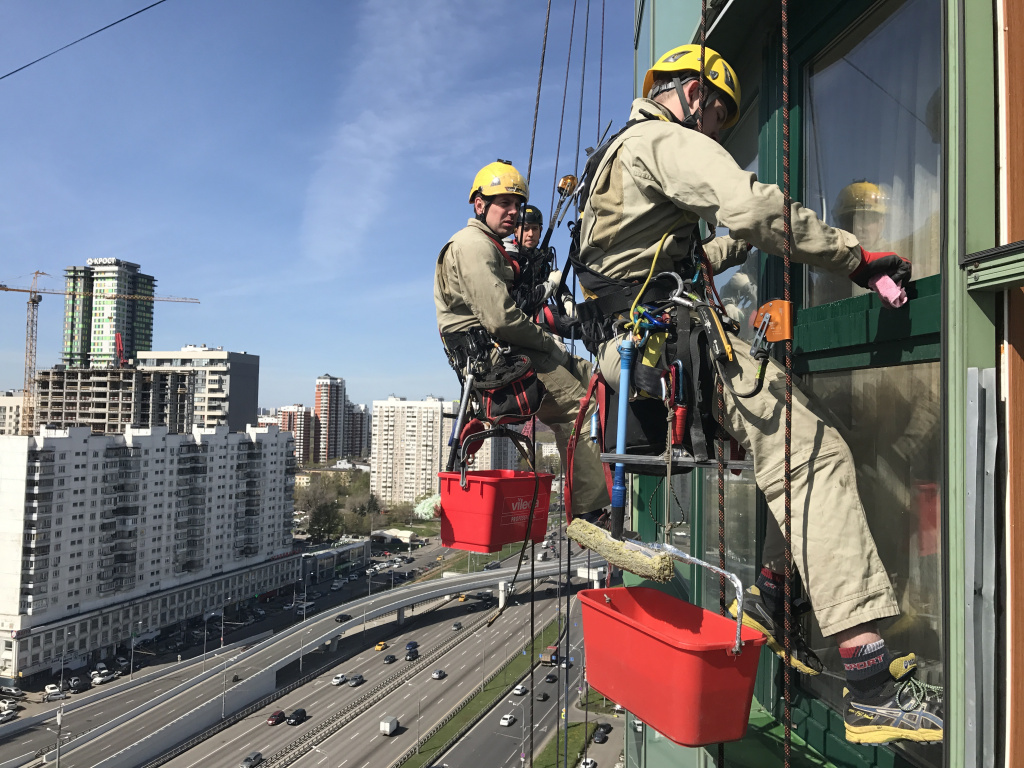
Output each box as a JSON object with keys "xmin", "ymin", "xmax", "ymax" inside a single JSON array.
[
  {"xmin": 438, "ymin": 470, "xmax": 552, "ymax": 553},
  {"xmin": 579, "ymin": 586, "xmax": 766, "ymax": 747}
]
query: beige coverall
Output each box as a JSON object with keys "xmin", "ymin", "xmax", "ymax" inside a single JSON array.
[
  {"xmin": 435, "ymin": 218, "xmax": 610, "ymax": 518},
  {"xmin": 580, "ymin": 99, "xmax": 898, "ymax": 636}
]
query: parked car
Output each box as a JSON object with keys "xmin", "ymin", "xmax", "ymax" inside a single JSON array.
[
  {"xmin": 43, "ymin": 684, "xmax": 61, "ymax": 696},
  {"xmin": 93, "ymin": 671, "xmax": 117, "ymax": 684},
  {"xmin": 42, "ymin": 690, "xmax": 67, "ymax": 702},
  {"xmin": 0, "ymin": 710, "xmax": 15, "ymax": 724},
  {"xmin": 499, "ymin": 713, "xmax": 516, "ymax": 727},
  {"xmin": 431, "ymin": 669, "xmax": 446, "ymax": 680},
  {"xmin": 383, "ymin": 654, "xmax": 397, "ymax": 664},
  {"xmin": 348, "ymin": 573, "xmax": 360, "ymax": 581},
  {"xmin": 0, "ymin": 700, "xmax": 20, "ymax": 712},
  {"xmin": 580, "ymin": 759, "xmax": 597, "ymax": 768},
  {"xmin": 115, "ymin": 656, "xmax": 130, "ymax": 671},
  {"xmin": 68, "ymin": 676, "xmax": 89, "ymax": 692},
  {"xmin": 592, "ymin": 730, "xmax": 608, "ymax": 744},
  {"xmin": 253, "ymin": 607, "xmax": 266, "ymax": 618},
  {"xmin": 308, "ymin": 591, "xmax": 323, "ymax": 600},
  {"xmin": 596, "ymin": 722, "xmax": 613, "ymax": 734},
  {"xmin": 239, "ymin": 751, "xmax": 263, "ymax": 767},
  {"xmin": 347, "ymin": 673, "xmax": 364, "ymax": 687},
  {"xmin": 331, "ymin": 673, "xmax": 347, "ymax": 686},
  {"xmin": 0, "ymin": 687, "xmax": 24, "ymax": 698},
  {"xmin": 266, "ymin": 710, "xmax": 286, "ymax": 725},
  {"xmin": 334, "ymin": 613, "xmax": 352, "ymax": 623},
  {"xmin": 512, "ymin": 684, "xmax": 528, "ymax": 696},
  {"xmin": 286, "ymin": 708, "xmax": 307, "ymax": 725}
]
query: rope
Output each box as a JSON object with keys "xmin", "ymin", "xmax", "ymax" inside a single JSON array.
[
  {"xmin": 549, "ymin": 0, "xmax": 581, "ymax": 223},
  {"xmin": 781, "ymin": 0, "xmax": 795, "ymax": 763},
  {"xmin": 597, "ymin": 0, "xmax": 606, "ymax": 143},
  {"xmin": 571, "ymin": 0, "xmax": 591, "ymax": 182},
  {"xmin": 525, "ymin": 0, "xmax": 554, "ymax": 185}
]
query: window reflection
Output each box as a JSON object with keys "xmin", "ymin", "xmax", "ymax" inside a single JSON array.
[
  {"xmin": 700, "ymin": 467, "xmax": 759, "ymax": 610},
  {"xmin": 803, "ymin": 0, "xmax": 942, "ymax": 306},
  {"xmin": 803, "ymin": 362, "xmax": 943, "ymax": 764}
]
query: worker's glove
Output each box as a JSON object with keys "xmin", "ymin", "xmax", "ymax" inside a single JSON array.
[
  {"xmin": 723, "ymin": 301, "xmax": 746, "ymax": 326},
  {"xmin": 849, "ymin": 247, "xmax": 912, "ymax": 290},
  {"xmin": 541, "ymin": 270, "xmax": 562, "ymax": 303}
]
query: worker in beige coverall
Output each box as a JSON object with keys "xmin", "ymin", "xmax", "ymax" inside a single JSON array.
[
  {"xmin": 578, "ymin": 45, "xmax": 941, "ymax": 744},
  {"xmin": 434, "ymin": 160, "xmax": 610, "ymax": 520}
]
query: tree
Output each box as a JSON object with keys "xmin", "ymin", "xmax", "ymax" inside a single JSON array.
[
  {"xmin": 298, "ymin": 475, "xmax": 340, "ymax": 543},
  {"xmin": 307, "ymin": 502, "xmax": 340, "ymax": 542}
]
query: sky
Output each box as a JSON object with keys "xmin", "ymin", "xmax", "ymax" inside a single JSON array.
[{"xmin": 0, "ymin": 0, "xmax": 634, "ymax": 410}]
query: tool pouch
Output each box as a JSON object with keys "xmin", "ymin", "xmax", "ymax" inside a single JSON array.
[{"xmin": 472, "ymin": 352, "xmax": 545, "ymax": 425}]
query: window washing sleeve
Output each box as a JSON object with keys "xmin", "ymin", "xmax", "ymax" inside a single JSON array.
[
  {"xmin": 449, "ymin": 237, "xmax": 560, "ymax": 357},
  {"xmin": 702, "ymin": 234, "xmax": 749, "ymax": 274},
  {"xmin": 626, "ymin": 123, "xmax": 864, "ymax": 275}
]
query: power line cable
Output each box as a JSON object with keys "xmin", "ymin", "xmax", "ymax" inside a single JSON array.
[{"xmin": 0, "ymin": 0, "xmax": 171, "ymax": 83}]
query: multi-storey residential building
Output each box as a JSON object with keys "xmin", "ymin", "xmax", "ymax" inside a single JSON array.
[
  {"xmin": 62, "ymin": 259, "xmax": 156, "ymax": 368},
  {"xmin": 343, "ymin": 400, "xmax": 371, "ymax": 458},
  {"xmin": 137, "ymin": 345, "xmax": 259, "ymax": 432},
  {"xmin": 278, "ymin": 405, "xmax": 318, "ymax": 465},
  {"xmin": 0, "ymin": 423, "xmax": 297, "ymax": 683},
  {"xmin": 0, "ymin": 390, "xmax": 23, "ymax": 436},
  {"xmin": 313, "ymin": 375, "xmax": 345, "ymax": 463},
  {"xmin": 369, "ymin": 396, "xmax": 452, "ymax": 506},
  {"xmin": 35, "ymin": 367, "xmax": 194, "ymax": 435}
]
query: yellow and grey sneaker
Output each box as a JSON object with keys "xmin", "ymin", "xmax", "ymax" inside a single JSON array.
[
  {"xmin": 728, "ymin": 585, "xmax": 824, "ymax": 676},
  {"xmin": 844, "ymin": 653, "xmax": 944, "ymax": 744}
]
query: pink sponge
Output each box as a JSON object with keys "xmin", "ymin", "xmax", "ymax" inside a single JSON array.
[{"xmin": 868, "ymin": 274, "xmax": 907, "ymax": 308}]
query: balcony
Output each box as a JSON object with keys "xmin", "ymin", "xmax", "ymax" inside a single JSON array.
[
  {"xmin": 112, "ymin": 505, "xmax": 140, "ymax": 517},
  {"xmin": 104, "ymin": 446, "xmax": 141, "ymax": 459},
  {"xmin": 27, "ymin": 464, "xmax": 54, "ymax": 479},
  {"xmin": 113, "ymin": 552, "xmax": 136, "ymax": 564},
  {"xmin": 22, "ymin": 544, "xmax": 49, "ymax": 556},
  {"xmin": 28, "ymin": 450, "xmax": 55, "ymax": 464},
  {"xmin": 25, "ymin": 492, "xmax": 53, "ymax": 504},
  {"xmin": 98, "ymin": 582, "xmax": 117, "ymax": 594}
]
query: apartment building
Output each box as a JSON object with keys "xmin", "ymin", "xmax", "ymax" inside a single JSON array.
[
  {"xmin": 313, "ymin": 375, "xmax": 345, "ymax": 463},
  {"xmin": 35, "ymin": 367, "xmax": 194, "ymax": 435},
  {"xmin": 137, "ymin": 345, "xmax": 259, "ymax": 432},
  {"xmin": 343, "ymin": 400, "xmax": 371, "ymax": 458},
  {"xmin": 277, "ymin": 405, "xmax": 318, "ymax": 465},
  {"xmin": 0, "ymin": 423, "xmax": 297, "ymax": 682},
  {"xmin": 63, "ymin": 259, "xmax": 156, "ymax": 368},
  {"xmin": 369, "ymin": 396, "xmax": 452, "ymax": 506},
  {"xmin": 0, "ymin": 391, "xmax": 23, "ymax": 436}
]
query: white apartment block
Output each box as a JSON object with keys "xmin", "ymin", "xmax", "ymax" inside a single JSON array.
[
  {"xmin": 0, "ymin": 423, "xmax": 297, "ymax": 682},
  {"xmin": 0, "ymin": 391, "xmax": 23, "ymax": 436},
  {"xmin": 137, "ymin": 345, "xmax": 259, "ymax": 432},
  {"xmin": 370, "ymin": 396, "xmax": 453, "ymax": 506}
]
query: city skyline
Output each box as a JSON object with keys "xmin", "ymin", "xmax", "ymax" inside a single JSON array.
[{"xmin": 0, "ymin": 1, "xmax": 634, "ymax": 409}]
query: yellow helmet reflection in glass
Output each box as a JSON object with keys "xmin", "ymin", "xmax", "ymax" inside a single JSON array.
[
  {"xmin": 834, "ymin": 181, "xmax": 888, "ymax": 221},
  {"xmin": 643, "ymin": 44, "xmax": 742, "ymax": 129},
  {"xmin": 468, "ymin": 160, "xmax": 529, "ymax": 204}
]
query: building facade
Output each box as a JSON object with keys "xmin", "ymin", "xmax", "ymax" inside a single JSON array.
[
  {"xmin": 0, "ymin": 423, "xmax": 297, "ymax": 682},
  {"xmin": 0, "ymin": 391, "xmax": 23, "ymax": 436},
  {"xmin": 277, "ymin": 405, "xmax": 318, "ymax": 465},
  {"xmin": 369, "ymin": 396, "xmax": 451, "ymax": 506},
  {"xmin": 313, "ymin": 375, "xmax": 345, "ymax": 463},
  {"xmin": 35, "ymin": 367, "xmax": 194, "ymax": 435},
  {"xmin": 62, "ymin": 259, "xmax": 156, "ymax": 369},
  {"xmin": 609, "ymin": 2, "xmax": 1020, "ymax": 767},
  {"xmin": 137, "ymin": 345, "xmax": 259, "ymax": 432},
  {"xmin": 343, "ymin": 400, "xmax": 371, "ymax": 458}
]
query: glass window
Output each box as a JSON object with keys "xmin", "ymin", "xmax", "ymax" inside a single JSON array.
[
  {"xmin": 634, "ymin": 1, "xmax": 651, "ymax": 97},
  {"xmin": 803, "ymin": 0, "xmax": 941, "ymax": 307},
  {"xmin": 802, "ymin": 362, "xmax": 942, "ymax": 766}
]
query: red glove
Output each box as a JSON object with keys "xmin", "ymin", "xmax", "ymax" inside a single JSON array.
[{"xmin": 849, "ymin": 247, "xmax": 911, "ymax": 289}]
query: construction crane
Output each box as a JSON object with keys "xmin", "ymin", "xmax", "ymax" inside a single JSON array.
[{"xmin": 0, "ymin": 271, "xmax": 200, "ymax": 435}]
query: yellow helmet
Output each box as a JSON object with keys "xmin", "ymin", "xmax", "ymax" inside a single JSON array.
[
  {"xmin": 643, "ymin": 44, "xmax": 741, "ymax": 129},
  {"xmin": 468, "ymin": 160, "xmax": 529, "ymax": 204},
  {"xmin": 834, "ymin": 181, "xmax": 888, "ymax": 220}
]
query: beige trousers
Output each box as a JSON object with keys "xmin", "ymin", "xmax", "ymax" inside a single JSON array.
[
  {"xmin": 520, "ymin": 348, "xmax": 610, "ymax": 519},
  {"xmin": 598, "ymin": 336, "xmax": 899, "ymax": 637}
]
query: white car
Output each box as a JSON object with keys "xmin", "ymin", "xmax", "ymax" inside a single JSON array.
[
  {"xmin": 579, "ymin": 760, "xmax": 597, "ymax": 768},
  {"xmin": 0, "ymin": 700, "xmax": 19, "ymax": 712},
  {"xmin": 44, "ymin": 684, "xmax": 61, "ymax": 696},
  {"xmin": 512, "ymin": 684, "xmax": 528, "ymax": 696},
  {"xmin": 499, "ymin": 713, "xmax": 516, "ymax": 727},
  {"xmin": 330, "ymin": 582, "xmax": 344, "ymax": 591},
  {"xmin": 431, "ymin": 669, "xmax": 446, "ymax": 680},
  {"xmin": 93, "ymin": 671, "xmax": 117, "ymax": 684},
  {"xmin": 0, "ymin": 710, "xmax": 15, "ymax": 724},
  {"xmin": 331, "ymin": 674, "xmax": 347, "ymax": 686}
]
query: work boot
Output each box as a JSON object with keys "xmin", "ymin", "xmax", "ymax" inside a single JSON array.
[
  {"xmin": 728, "ymin": 585, "xmax": 824, "ymax": 675},
  {"xmin": 844, "ymin": 653, "xmax": 944, "ymax": 744}
]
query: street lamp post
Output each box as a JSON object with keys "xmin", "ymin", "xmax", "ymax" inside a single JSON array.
[{"xmin": 129, "ymin": 621, "xmax": 142, "ymax": 681}]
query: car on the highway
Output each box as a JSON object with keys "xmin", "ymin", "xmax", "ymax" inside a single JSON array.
[
  {"xmin": 383, "ymin": 654, "xmax": 397, "ymax": 664},
  {"xmin": 0, "ymin": 710, "xmax": 15, "ymax": 724},
  {"xmin": 282, "ymin": 600, "xmax": 296, "ymax": 610},
  {"xmin": 253, "ymin": 607, "xmax": 266, "ymax": 618},
  {"xmin": 334, "ymin": 613, "xmax": 352, "ymax": 623},
  {"xmin": 544, "ymin": 673, "xmax": 558, "ymax": 683},
  {"xmin": 405, "ymin": 649, "xmax": 419, "ymax": 661},
  {"xmin": 375, "ymin": 642, "xmax": 388, "ymax": 651},
  {"xmin": 239, "ymin": 751, "xmax": 263, "ymax": 767},
  {"xmin": 451, "ymin": 622, "xmax": 462, "ymax": 631},
  {"xmin": 484, "ymin": 561, "xmax": 500, "ymax": 570},
  {"xmin": 331, "ymin": 674, "xmax": 347, "ymax": 686},
  {"xmin": 330, "ymin": 581, "xmax": 344, "ymax": 591},
  {"xmin": 347, "ymin": 674, "xmax": 364, "ymax": 687},
  {"xmin": 308, "ymin": 591, "xmax": 323, "ymax": 600},
  {"xmin": 286, "ymin": 708, "xmax": 307, "ymax": 725},
  {"xmin": 0, "ymin": 687, "xmax": 24, "ymax": 698},
  {"xmin": 535, "ymin": 691, "xmax": 549, "ymax": 702},
  {"xmin": 266, "ymin": 710, "xmax": 286, "ymax": 725},
  {"xmin": 431, "ymin": 669, "xmax": 446, "ymax": 680},
  {"xmin": 513, "ymin": 684, "xmax": 528, "ymax": 696},
  {"xmin": 466, "ymin": 604, "xmax": 478, "ymax": 612},
  {"xmin": 348, "ymin": 573, "xmax": 360, "ymax": 581},
  {"xmin": 499, "ymin": 713, "xmax": 516, "ymax": 727},
  {"xmin": 560, "ymin": 659, "xmax": 574, "ymax": 669}
]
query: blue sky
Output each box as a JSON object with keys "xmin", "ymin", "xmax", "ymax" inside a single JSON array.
[{"xmin": 0, "ymin": 0, "xmax": 633, "ymax": 410}]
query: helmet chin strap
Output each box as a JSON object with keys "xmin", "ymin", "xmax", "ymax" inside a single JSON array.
[{"xmin": 672, "ymin": 76, "xmax": 701, "ymax": 130}]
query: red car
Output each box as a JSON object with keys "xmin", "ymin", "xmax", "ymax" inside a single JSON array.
[{"xmin": 267, "ymin": 710, "xmax": 286, "ymax": 725}]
